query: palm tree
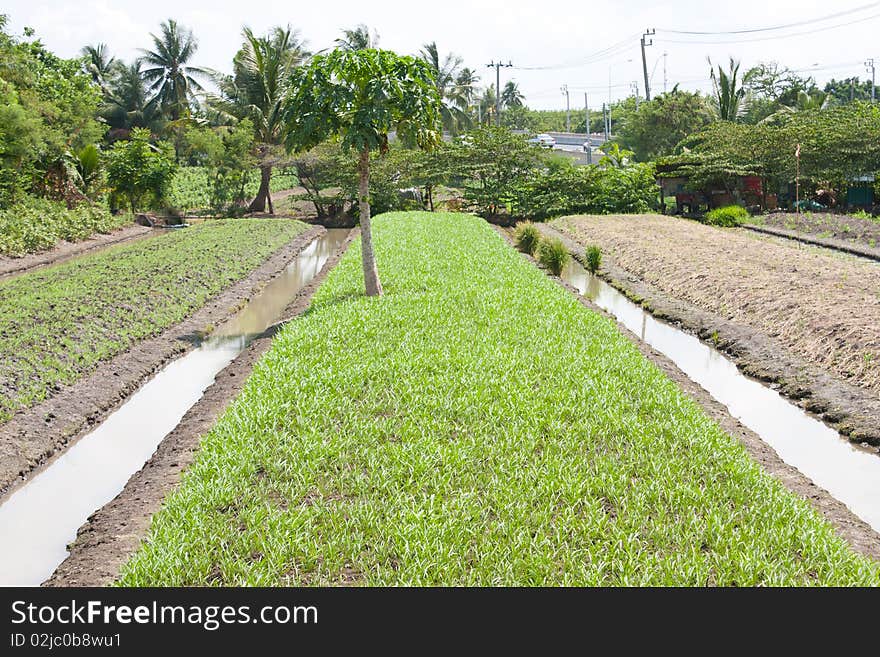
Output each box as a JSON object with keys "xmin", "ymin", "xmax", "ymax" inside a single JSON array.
[
  {"xmin": 478, "ymin": 85, "xmax": 497, "ymax": 125},
  {"xmin": 501, "ymin": 81, "xmax": 525, "ymax": 108},
  {"xmin": 81, "ymin": 43, "xmax": 116, "ymax": 93},
  {"xmin": 455, "ymin": 67, "xmax": 480, "ymax": 108},
  {"xmin": 210, "ymin": 25, "xmax": 309, "ymax": 212},
  {"xmin": 335, "ymin": 24, "xmax": 378, "ymax": 51},
  {"xmin": 102, "ymin": 61, "xmax": 161, "ymax": 133},
  {"xmin": 709, "ymin": 57, "xmax": 748, "ymax": 121},
  {"xmin": 419, "ymin": 42, "xmax": 470, "ymax": 134},
  {"xmin": 139, "ymin": 19, "xmax": 209, "ymax": 122},
  {"xmin": 599, "ymin": 142, "xmax": 633, "ymax": 168}
]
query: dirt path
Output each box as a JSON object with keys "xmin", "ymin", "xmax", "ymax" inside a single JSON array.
[
  {"xmin": 0, "ymin": 224, "xmax": 153, "ymax": 281},
  {"xmin": 545, "ymin": 216, "xmax": 880, "ymax": 446},
  {"xmin": 499, "ymin": 226, "xmax": 880, "ymax": 562},
  {"xmin": 46, "ymin": 230, "xmax": 356, "ymax": 586},
  {"xmin": 0, "ymin": 226, "xmax": 325, "ymax": 499}
]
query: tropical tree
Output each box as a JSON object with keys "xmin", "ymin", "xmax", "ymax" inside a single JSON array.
[
  {"xmin": 455, "ymin": 67, "xmax": 480, "ymax": 108},
  {"xmin": 335, "ymin": 24, "xmax": 379, "ymax": 51},
  {"xmin": 102, "ymin": 61, "xmax": 161, "ymax": 132},
  {"xmin": 616, "ymin": 89, "xmax": 715, "ymax": 160},
  {"xmin": 419, "ymin": 42, "xmax": 470, "ymax": 134},
  {"xmin": 500, "ymin": 81, "xmax": 525, "ymax": 108},
  {"xmin": 211, "ymin": 25, "xmax": 309, "ymax": 212},
  {"xmin": 139, "ymin": 19, "xmax": 208, "ymax": 122},
  {"xmin": 283, "ymin": 49, "xmax": 442, "ymax": 296},
  {"xmin": 80, "ymin": 43, "xmax": 116, "ymax": 93},
  {"xmin": 709, "ymin": 57, "xmax": 748, "ymax": 121}
]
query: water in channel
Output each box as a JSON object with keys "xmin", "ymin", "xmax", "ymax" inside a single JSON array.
[
  {"xmin": 560, "ymin": 259, "xmax": 880, "ymax": 534},
  {"xmin": 0, "ymin": 229, "xmax": 349, "ymax": 586}
]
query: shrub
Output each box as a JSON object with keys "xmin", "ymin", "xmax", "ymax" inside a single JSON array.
[
  {"xmin": 704, "ymin": 205, "xmax": 749, "ymax": 227},
  {"xmin": 514, "ymin": 222, "xmax": 541, "ymax": 255},
  {"xmin": 585, "ymin": 245, "xmax": 602, "ymax": 274},
  {"xmin": 537, "ymin": 237, "xmax": 570, "ymax": 276},
  {"xmin": 0, "ymin": 196, "xmax": 128, "ymax": 256}
]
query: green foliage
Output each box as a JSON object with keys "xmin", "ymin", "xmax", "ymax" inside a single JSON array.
[
  {"xmin": 453, "ymin": 126, "xmax": 543, "ymax": 216},
  {"xmin": 676, "ymin": 102, "xmax": 880, "ymax": 204},
  {"xmin": 284, "ymin": 49, "xmax": 442, "ymax": 155},
  {"xmin": 616, "ymin": 90, "xmax": 715, "ymax": 161},
  {"xmin": 0, "ymin": 22, "xmax": 104, "ymax": 206},
  {"xmin": 0, "ymin": 218, "xmax": 308, "ymax": 423},
  {"xmin": 514, "ymin": 221, "xmax": 540, "ymax": 255},
  {"xmin": 585, "ymin": 245, "xmax": 602, "ymax": 273},
  {"xmin": 709, "ymin": 57, "xmax": 748, "ymax": 121},
  {"xmin": 0, "ymin": 196, "xmax": 128, "ymax": 256},
  {"xmin": 704, "ymin": 205, "xmax": 749, "ymax": 227},
  {"xmin": 168, "ymin": 165, "xmax": 298, "ymax": 214},
  {"xmin": 508, "ymin": 159, "xmax": 658, "ymax": 219},
  {"xmin": 537, "ymin": 237, "xmax": 569, "ymax": 275},
  {"xmin": 117, "ymin": 213, "xmax": 880, "ymax": 586},
  {"xmin": 106, "ymin": 128, "xmax": 178, "ymax": 212}
]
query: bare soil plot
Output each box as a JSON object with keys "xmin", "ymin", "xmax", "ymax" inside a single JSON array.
[
  {"xmin": 552, "ymin": 214, "xmax": 880, "ymax": 403},
  {"xmin": 757, "ymin": 212, "xmax": 880, "ymax": 250}
]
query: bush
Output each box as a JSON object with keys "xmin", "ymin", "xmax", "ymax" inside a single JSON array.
[
  {"xmin": 0, "ymin": 196, "xmax": 129, "ymax": 256},
  {"xmin": 537, "ymin": 238, "xmax": 570, "ymax": 276},
  {"xmin": 585, "ymin": 245, "xmax": 602, "ymax": 273},
  {"xmin": 514, "ymin": 222, "xmax": 541, "ymax": 255},
  {"xmin": 704, "ymin": 205, "xmax": 749, "ymax": 227}
]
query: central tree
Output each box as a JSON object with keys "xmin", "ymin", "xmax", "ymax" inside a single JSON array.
[{"xmin": 283, "ymin": 49, "xmax": 441, "ymax": 296}]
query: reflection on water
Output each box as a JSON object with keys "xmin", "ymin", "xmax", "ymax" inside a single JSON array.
[
  {"xmin": 561, "ymin": 259, "xmax": 880, "ymax": 534},
  {"xmin": 0, "ymin": 230, "xmax": 349, "ymax": 586}
]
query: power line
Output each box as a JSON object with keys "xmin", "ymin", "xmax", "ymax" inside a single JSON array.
[
  {"xmin": 660, "ymin": 1, "xmax": 880, "ymax": 35},
  {"xmin": 514, "ymin": 33, "xmax": 640, "ymax": 71},
  {"xmin": 657, "ymin": 11, "xmax": 880, "ymax": 45}
]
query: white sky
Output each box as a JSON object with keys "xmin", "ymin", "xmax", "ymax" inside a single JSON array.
[{"xmin": 5, "ymin": 0, "xmax": 880, "ymax": 109}]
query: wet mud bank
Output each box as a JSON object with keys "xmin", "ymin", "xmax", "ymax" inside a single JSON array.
[
  {"xmin": 537, "ymin": 223, "xmax": 880, "ymax": 448},
  {"xmin": 497, "ymin": 226, "xmax": 880, "ymax": 561},
  {"xmin": 45, "ymin": 229, "xmax": 356, "ymax": 586},
  {"xmin": 0, "ymin": 226, "xmax": 326, "ymax": 498}
]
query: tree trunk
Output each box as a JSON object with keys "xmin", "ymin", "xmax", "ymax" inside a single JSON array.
[
  {"xmin": 358, "ymin": 148, "xmax": 383, "ymax": 297},
  {"xmin": 249, "ymin": 164, "xmax": 273, "ymax": 213}
]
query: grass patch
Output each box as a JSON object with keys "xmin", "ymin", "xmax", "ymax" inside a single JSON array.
[
  {"xmin": 0, "ymin": 218, "xmax": 309, "ymax": 423},
  {"xmin": 119, "ymin": 212, "xmax": 879, "ymax": 586},
  {"xmin": 537, "ymin": 237, "xmax": 570, "ymax": 276}
]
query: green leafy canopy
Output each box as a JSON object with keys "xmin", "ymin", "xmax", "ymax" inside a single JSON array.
[{"xmin": 282, "ymin": 48, "xmax": 442, "ymax": 154}]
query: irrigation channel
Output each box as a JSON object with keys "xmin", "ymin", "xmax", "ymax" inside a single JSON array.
[
  {"xmin": 559, "ymin": 258, "xmax": 880, "ymax": 535},
  {"xmin": 0, "ymin": 229, "xmax": 349, "ymax": 586}
]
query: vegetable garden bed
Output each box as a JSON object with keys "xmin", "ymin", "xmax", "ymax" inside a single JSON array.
[{"xmin": 118, "ymin": 212, "xmax": 879, "ymax": 586}]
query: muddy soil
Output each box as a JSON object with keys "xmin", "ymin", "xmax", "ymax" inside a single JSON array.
[
  {"xmin": 0, "ymin": 227, "xmax": 325, "ymax": 498},
  {"xmin": 0, "ymin": 224, "xmax": 153, "ymax": 280},
  {"xmin": 499, "ymin": 227, "xmax": 880, "ymax": 562},
  {"xmin": 759, "ymin": 211, "xmax": 880, "ymax": 251},
  {"xmin": 46, "ymin": 230, "xmax": 356, "ymax": 586},
  {"xmin": 542, "ymin": 219, "xmax": 880, "ymax": 447}
]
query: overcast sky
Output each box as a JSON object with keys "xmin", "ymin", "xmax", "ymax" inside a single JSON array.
[{"xmin": 5, "ymin": 0, "xmax": 880, "ymax": 109}]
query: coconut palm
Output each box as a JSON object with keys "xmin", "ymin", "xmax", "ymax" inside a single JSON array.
[
  {"xmin": 139, "ymin": 19, "xmax": 209, "ymax": 121},
  {"xmin": 419, "ymin": 42, "xmax": 470, "ymax": 134},
  {"xmin": 455, "ymin": 67, "xmax": 480, "ymax": 108},
  {"xmin": 81, "ymin": 43, "xmax": 116, "ymax": 93},
  {"xmin": 501, "ymin": 80, "xmax": 525, "ymax": 108},
  {"xmin": 210, "ymin": 25, "xmax": 309, "ymax": 212},
  {"xmin": 335, "ymin": 24, "xmax": 379, "ymax": 51},
  {"xmin": 709, "ymin": 57, "xmax": 748, "ymax": 121},
  {"xmin": 101, "ymin": 61, "xmax": 161, "ymax": 132}
]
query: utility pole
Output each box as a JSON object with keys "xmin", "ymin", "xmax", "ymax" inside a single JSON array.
[
  {"xmin": 603, "ymin": 102, "xmax": 609, "ymax": 142},
  {"xmin": 641, "ymin": 29, "xmax": 655, "ymax": 101},
  {"xmin": 486, "ymin": 60, "xmax": 513, "ymax": 126},
  {"xmin": 867, "ymin": 58, "xmax": 876, "ymax": 102},
  {"xmin": 561, "ymin": 84, "xmax": 570, "ymax": 131},
  {"xmin": 584, "ymin": 92, "xmax": 592, "ymax": 164},
  {"xmin": 663, "ymin": 51, "xmax": 668, "ymax": 94}
]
